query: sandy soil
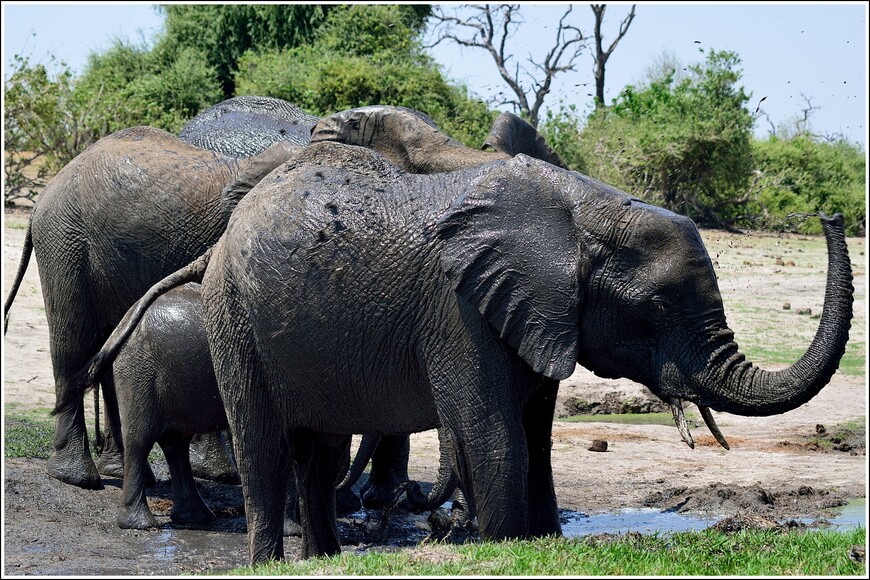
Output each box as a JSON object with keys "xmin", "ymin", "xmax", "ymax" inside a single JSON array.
[{"xmin": 2, "ymin": 207, "xmax": 867, "ymax": 575}]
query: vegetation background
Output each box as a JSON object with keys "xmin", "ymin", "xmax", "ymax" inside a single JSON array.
[{"xmin": 4, "ymin": 4, "xmax": 865, "ymax": 235}]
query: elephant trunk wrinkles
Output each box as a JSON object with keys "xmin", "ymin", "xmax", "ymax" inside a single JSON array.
[{"xmin": 698, "ymin": 213, "xmax": 853, "ymax": 417}]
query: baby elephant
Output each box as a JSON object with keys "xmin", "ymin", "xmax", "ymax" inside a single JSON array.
[{"xmin": 108, "ymin": 282, "xmax": 229, "ymax": 530}]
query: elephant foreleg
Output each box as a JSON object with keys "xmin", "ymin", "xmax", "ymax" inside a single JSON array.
[{"xmin": 522, "ymin": 377, "xmax": 561, "ymax": 537}]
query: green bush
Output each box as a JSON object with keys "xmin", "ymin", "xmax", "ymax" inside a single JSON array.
[
  {"xmin": 748, "ymin": 135, "xmax": 866, "ymax": 235},
  {"xmin": 235, "ymin": 4, "xmax": 496, "ymax": 148},
  {"xmin": 576, "ymin": 50, "xmax": 755, "ymax": 228}
]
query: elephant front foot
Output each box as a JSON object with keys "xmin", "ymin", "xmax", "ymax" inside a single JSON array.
[
  {"xmin": 46, "ymin": 451, "xmax": 103, "ymax": 490},
  {"xmin": 95, "ymin": 448, "xmax": 125, "ymax": 479},
  {"xmin": 117, "ymin": 506, "xmax": 159, "ymax": 530}
]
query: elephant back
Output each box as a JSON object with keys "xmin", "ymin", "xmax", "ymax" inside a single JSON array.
[{"xmin": 180, "ymin": 96, "xmax": 319, "ymax": 157}]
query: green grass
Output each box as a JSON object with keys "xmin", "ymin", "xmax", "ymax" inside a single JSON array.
[
  {"xmin": 4, "ymin": 410, "xmax": 55, "ymax": 459},
  {"xmin": 559, "ymin": 412, "xmax": 684, "ymax": 427},
  {"xmin": 219, "ymin": 528, "xmax": 867, "ymax": 576},
  {"xmin": 5, "ymin": 216, "xmax": 28, "ymax": 229}
]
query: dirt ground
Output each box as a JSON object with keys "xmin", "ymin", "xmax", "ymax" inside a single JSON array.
[{"xmin": 2, "ymin": 207, "xmax": 867, "ymax": 575}]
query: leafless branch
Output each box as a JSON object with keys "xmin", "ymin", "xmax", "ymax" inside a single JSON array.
[{"xmin": 429, "ymin": 4, "xmax": 587, "ymax": 127}]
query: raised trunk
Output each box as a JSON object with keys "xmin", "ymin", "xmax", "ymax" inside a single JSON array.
[{"xmin": 698, "ymin": 213, "xmax": 853, "ymax": 416}]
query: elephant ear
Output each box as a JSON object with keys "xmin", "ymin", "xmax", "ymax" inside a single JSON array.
[
  {"xmin": 437, "ymin": 155, "xmax": 580, "ymax": 380},
  {"xmin": 483, "ymin": 112, "xmax": 567, "ymax": 169}
]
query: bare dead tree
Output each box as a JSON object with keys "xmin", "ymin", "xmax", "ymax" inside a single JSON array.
[
  {"xmin": 428, "ymin": 4, "xmax": 586, "ymax": 127},
  {"xmin": 591, "ymin": 4, "xmax": 636, "ymax": 107}
]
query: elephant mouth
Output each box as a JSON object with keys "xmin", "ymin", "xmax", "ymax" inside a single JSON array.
[{"xmin": 669, "ymin": 398, "xmax": 731, "ymax": 450}]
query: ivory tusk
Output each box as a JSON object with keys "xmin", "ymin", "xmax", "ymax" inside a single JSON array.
[
  {"xmin": 698, "ymin": 405, "xmax": 731, "ymax": 450},
  {"xmin": 669, "ymin": 398, "xmax": 695, "ymax": 449}
]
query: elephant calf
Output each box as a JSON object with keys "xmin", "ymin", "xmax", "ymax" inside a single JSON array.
[{"xmin": 107, "ymin": 282, "xmax": 229, "ymax": 529}]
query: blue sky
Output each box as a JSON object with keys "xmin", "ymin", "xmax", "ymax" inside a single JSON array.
[{"xmin": 2, "ymin": 2, "xmax": 867, "ymax": 146}]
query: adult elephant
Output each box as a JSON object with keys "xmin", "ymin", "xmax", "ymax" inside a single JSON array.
[
  {"xmin": 2, "ymin": 126, "xmax": 299, "ymax": 489},
  {"xmin": 189, "ymin": 142, "xmax": 852, "ymax": 563}
]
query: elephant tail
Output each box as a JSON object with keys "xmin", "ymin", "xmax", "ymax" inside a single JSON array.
[
  {"xmin": 336, "ymin": 434, "xmax": 380, "ymax": 493},
  {"xmin": 4, "ymin": 215, "xmax": 33, "ymax": 335},
  {"xmin": 52, "ymin": 247, "xmax": 215, "ymax": 416},
  {"xmin": 405, "ymin": 427, "xmax": 459, "ymax": 513}
]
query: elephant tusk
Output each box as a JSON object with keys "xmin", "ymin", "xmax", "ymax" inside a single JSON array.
[
  {"xmin": 698, "ymin": 405, "xmax": 731, "ymax": 450},
  {"xmin": 669, "ymin": 398, "xmax": 695, "ymax": 449}
]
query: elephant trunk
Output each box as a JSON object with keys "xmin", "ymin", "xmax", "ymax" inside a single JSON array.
[
  {"xmin": 405, "ymin": 427, "xmax": 459, "ymax": 513},
  {"xmin": 694, "ymin": 212, "xmax": 853, "ymax": 418},
  {"xmin": 336, "ymin": 434, "xmax": 380, "ymax": 493}
]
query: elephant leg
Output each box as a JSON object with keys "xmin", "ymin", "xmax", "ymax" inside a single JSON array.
[
  {"xmin": 359, "ymin": 434, "xmax": 410, "ymax": 509},
  {"xmin": 522, "ymin": 377, "xmax": 561, "ymax": 537},
  {"xmin": 438, "ymin": 398, "xmax": 530, "ymax": 542},
  {"xmin": 47, "ymin": 396, "xmax": 102, "ymax": 490},
  {"xmin": 189, "ymin": 430, "xmax": 240, "ymax": 484},
  {"xmin": 159, "ymin": 435, "xmax": 215, "ymax": 525},
  {"xmin": 294, "ymin": 431, "xmax": 348, "ymax": 559},
  {"xmin": 117, "ymin": 437, "xmax": 159, "ymax": 530},
  {"xmin": 42, "ymin": 263, "xmax": 102, "ymax": 490},
  {"xmin": 95, "ymin": 375, "xmax": 125, "ymax": 479},
  {"xmin": 283, "ymin": 472, "xmax": 302, "ymax": 537}
]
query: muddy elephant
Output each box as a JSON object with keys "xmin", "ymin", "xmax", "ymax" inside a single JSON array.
[
  {"xmin": 5, "ymin": 101, "xmax": 549, "ymax": 492},
  {"xmin": 2, "ymin": 126, "xmax": 300, "ymax": 490},
  {"xmin": 185, "ymin": 142, "xmax": 850, "ymax": 563},
  {"xmin": 75, "ymin": 277, "xmax": 458, "ymax": 532}
]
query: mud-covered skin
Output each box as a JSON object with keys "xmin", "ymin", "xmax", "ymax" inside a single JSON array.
[
  {"xmin": 9, "ymin": 126, "xmax": 296, "ymax": 490},
  {"xmin": 110, "ymin": 283, "xmax": 226, "ymax": 529},
  {"xmin": 203, "ymin": 144, "xmax": 852, "ymax": 563},
  {"xmin": 179, "ymin": 96, "xmax": 319, "ymax": 157}
]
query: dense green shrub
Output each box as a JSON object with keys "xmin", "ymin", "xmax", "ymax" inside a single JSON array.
[
  {"xmin": 748, "ymin": 135, "xmax": 865, "ymax": 235},
  {"xmin": 235, "ymin": 4, "xmax": 496, "ymax": 147},
  {"xmin": 576, "ymin": 50, "xmax": 755, "ymax": 228}
]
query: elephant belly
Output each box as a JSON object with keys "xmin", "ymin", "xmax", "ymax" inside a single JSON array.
[{"xmin": 261, "ymin": 333, "xmax": 442, "ymax": 436}]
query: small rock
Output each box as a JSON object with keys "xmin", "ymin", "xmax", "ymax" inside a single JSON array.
[
  {"xmin": 588, "ymin": 440, "xmax": 608, "ymax": 452},
  {"xmin": 816, "ymin": 424, "xmax": 827, "ymax": 435},
  {"xmin": 782, "ymin": 302, "xmax": 791, "ymax": 310},
  {"xmin": 849, "ymin": 545, "xmax": 865, "ymax": 564},
  {"xmin": 796, "ymin": 308, "xmax": 812, "ymax": 316}
]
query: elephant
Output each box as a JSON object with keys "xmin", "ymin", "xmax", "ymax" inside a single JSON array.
[
  {"xmin": 178, "ymin": 95, "xmax": 319, "ymax": 156},
  {"xmin": 105, "ymin": 282, "xmax": 229, "ymax": 529},
  {"xmin": 2, "ymin": 125, "xmax": 300, "ymax": 490},
  {"xmin": 73, "ymin": 275, "xmax": 459, "ymax": 532},
  {"xmin": 180, "ymin": 141, "xmax": 850, "ymax": 563},
  {"xmin": 0, "ymin": 102, "xmax": 411, "ymax": 489}
]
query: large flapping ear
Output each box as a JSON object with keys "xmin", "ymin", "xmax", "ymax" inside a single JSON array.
[
  {"xmin": 220, "ymin": 141, "xmax": 302, "ymax": 217},
  {"xmin": 437, "ymin": 155, "xmax": 580, "ymax": 380},
  {"xmin": 483, "ymin": 112, "xmax": 567, "ymax": 169}
]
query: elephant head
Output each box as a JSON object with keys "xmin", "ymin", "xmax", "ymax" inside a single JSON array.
[
  {"xmin": 310, "ymin": 105, "xmax": 513, "ymax": 173},
  {"xmin": 438, "ymin": 156, "xmax": 853, "ymax": 447}
]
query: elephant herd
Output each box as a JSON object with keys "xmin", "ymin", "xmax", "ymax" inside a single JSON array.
[{"xmin": 4, "ymin": 96, "xmax": 854, "ymax": 565}]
